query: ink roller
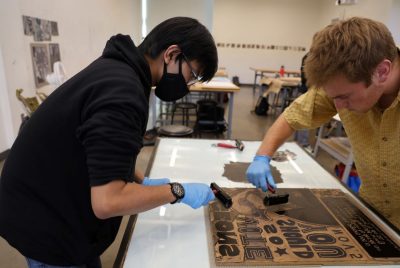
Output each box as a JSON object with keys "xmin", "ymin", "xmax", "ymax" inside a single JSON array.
[
  {"xmin": 210, "ymin": 182, "xmax": 233, "ymax": 208},
  {"xmin": 263, "ymin": 193, "xmax": 289, "ymax": 206},
  {"xmin": 234, "ymin": 139, "xmax": 245, "ymax": 151},
  {"xmin": 263, "ymin": 184, "xmax": 289, "ymax": 206}
]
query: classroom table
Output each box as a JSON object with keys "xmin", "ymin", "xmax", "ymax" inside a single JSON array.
[
  {"xmin": 214, "ymin": 68, "xmax": 228, "ymax": 77},
  {"xmin": 250, "ymin": 67, "xmax": 301, "ymax": 92},
  {"xmin": 259, "ymin": 76, "xmax": 301, "ymax": 114},
  {"xmin": 259, "ymin": 76, "xmax": 301, "ymax": 96},
  {"xmin": 150, "ymin": 77, "xmax": 240, "ymax": 139},
  {"xmin": 115, "ymin": 138, "xmax": 400, "ymax": 268}
]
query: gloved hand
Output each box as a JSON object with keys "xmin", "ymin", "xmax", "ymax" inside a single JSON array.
[
  {"xmin": 246, "ymin": 155, "xmax": 276, "ymax": 192},
  {"xmin": 181, "ymin": 183, "xmax": 215, "ymax": 209},
  {"xmin": 142, "ymin": 177, "xmax": 170, "ymax": 186}
]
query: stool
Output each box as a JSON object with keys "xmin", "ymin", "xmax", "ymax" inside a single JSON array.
[
  {"xmin": 158, "ymin": 125, "xmax": 193, "ymax": 137},
  {"xmin": 171, "ymin": 102, "xmax": 197, "ymax": 126}
]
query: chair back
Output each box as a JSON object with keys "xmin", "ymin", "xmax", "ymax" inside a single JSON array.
[
  {"xmin": 195, "ymin": 99, "xmax": 226, "ymax": 135},
  {"xmin": 16, "ymin": 88, "xmax": 40, "ymax": 115}
]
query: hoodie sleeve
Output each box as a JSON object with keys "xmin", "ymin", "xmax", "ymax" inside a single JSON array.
[{"xmin": 75, "ymin": 73, "xmax": 148, "ymax": 186}]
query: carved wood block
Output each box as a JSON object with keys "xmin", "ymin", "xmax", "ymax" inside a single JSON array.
[{"xmin": 209, "ymin": 188, "xmax": 400, "ymax": 266}]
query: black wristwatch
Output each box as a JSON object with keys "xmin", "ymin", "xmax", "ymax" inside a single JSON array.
[{"xmin": 169, "ymin": 182, "xmax": 185, "ymax": 204}]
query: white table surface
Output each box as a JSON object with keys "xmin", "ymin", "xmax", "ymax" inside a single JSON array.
[{"xmin": 122, "ymin": 138, "xmax": 400, "ymax": 268}]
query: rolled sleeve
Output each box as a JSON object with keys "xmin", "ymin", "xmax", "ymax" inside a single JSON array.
[{"xmin": 283, "ymin": 87, "xmax": 337, "ymax": 130}]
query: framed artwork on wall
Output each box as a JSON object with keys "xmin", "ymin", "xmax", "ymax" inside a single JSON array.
[
  {"xmin": 22, "ymin": 16, "xmax": 59, "ymax": 38},
  {"xmin": 22, "ymin": 16, "xmax": 34, "ymax": 35},
  {"xmin": 50, "ymin": 21, "xmax": 59, "ymax": 36},
  {"xmin": 48, "ymin": 43, "xmax": 61, "ymax": 71},
  {"xmin": 30, "ymin": 44, "xmax": 50, "ymax": 88},
  {"xmin": 33, "ymin": 18, "xmax": 51, "ymax": 41}
]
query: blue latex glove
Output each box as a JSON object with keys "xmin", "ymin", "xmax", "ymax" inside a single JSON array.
[
  {"xmin": 142, "ymin": 177, "xmax": 170, "ymax": 186},
  {"xmin": 181, "ymin": 183, "xmax": 215, "ymax": 209},
  {"xmin": 246, "ymin": 155, "xmax": 276, "ymax": 192}
]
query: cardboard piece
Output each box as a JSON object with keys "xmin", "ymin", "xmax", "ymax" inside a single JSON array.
[
  {"xmin": 222, "ymin": 161, "xmax": 283, "ymax": 184},
  {"xmin": 208, "ymin": 188, "xmax": 400, "ymax": 266},
  {"xmin": 272, "ymin": 149, "xmax": 297, "ymax": 162}
]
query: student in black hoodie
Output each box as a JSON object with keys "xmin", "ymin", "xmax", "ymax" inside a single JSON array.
[{"xmin": 0, "ymin": 17, "xmax": 218, "ymax": 268}]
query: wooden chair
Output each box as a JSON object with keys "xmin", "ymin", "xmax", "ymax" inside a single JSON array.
[
  {"xmin": 36, "ymin": 92, "xmax": 48, "ymax": 102},
  {"xmin": 16, "ymin": 88, "xmax": 40, "ymax": 115}
]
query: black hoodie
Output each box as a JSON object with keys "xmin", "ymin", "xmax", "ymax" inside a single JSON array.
[{"xmin": 0, "ymin": 35, "xmax": 151, "ymax": 265}]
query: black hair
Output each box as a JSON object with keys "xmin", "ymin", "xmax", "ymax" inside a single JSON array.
[{"xmin": 138, "ymin": 17, "xmax": 218, "ymax": 82}]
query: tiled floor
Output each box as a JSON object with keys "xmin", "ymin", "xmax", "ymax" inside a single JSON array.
[{"xmin": 0, "ymin": 85, "xmax": 338, "ymax": 267}]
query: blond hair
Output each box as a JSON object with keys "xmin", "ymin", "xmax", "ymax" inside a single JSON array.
[{"xmin": 305, "ymin": 17, "xmax": 398, "ymax": 87}]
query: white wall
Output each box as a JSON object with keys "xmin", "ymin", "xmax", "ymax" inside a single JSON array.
[
  {"xmin": 146, "ymin": 0, "xmax": 214, "ymax": 33},
  {"xmin": 0, "ymin": 47, "xmax": 14, "ymax": 152},
  {"xmin": 319, "ymin": 0, "xmax": 393, "ymax": 25},
  {"xmin": 213, "ymin": 0, "xmax": 399, "ymax": 84},
  {"xmin": 213, "ymin": 0, "xmax": 325, "ymax": 84},
  {"xmin": 0, "ymin": 0, "xmax": 141, "ymax": 145},
  {"xmin": 387, "ymin": 0, "xmax": 400, "ymax": 45}
]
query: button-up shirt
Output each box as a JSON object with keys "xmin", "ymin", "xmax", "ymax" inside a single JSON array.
[{"xmin": 283, "ymin": 87, "xmax": 400, "ymax": 229}]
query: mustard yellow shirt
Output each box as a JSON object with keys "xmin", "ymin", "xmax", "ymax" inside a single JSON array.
[{"xmin": 283, "ymin": 87, "xmax": 400, "ymax": 229}]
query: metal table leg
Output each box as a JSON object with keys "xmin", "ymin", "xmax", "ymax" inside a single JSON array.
[{"xmin": 227, "ymin": 92, "xmax": 234, "ymax": 139}]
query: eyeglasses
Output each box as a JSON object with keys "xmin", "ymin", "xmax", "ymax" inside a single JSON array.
[{"xmin": 181, "ymin": 52, "xmax": 202, "ymax": 86}]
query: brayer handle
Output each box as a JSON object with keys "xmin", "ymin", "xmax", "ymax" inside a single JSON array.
[
  {"xmin": 267, "ymin": 184, "xmax": 276, "ymax": 194},
  {"xmin": 210, "ymin": 182, "xmax": 233, "ymax": 209},
  {"xmin": 264, "ymin": 193, "xmax": 289, "ymax": 206}
]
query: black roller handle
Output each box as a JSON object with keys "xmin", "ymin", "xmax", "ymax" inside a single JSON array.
[
  {"xmin": 264, "ymin": 193, "xmax": 289, "ymax": 206},
  {"xmin": 210, "ymin": 182, "xmax": 233, "ymax": 209}
]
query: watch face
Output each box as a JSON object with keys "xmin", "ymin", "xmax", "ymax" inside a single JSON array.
[{"xmin": 172, "ymin": 183, "xmax": 185, "ymax": 199}]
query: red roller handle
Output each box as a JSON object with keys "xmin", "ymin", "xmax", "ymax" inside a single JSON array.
[
  {"xmin": 216, "ymin": 143, "xmax": 237, "ymax": 149},
  {"xmin": 267, "ymin": 184, "xmax": 276, "ymax": 194}
]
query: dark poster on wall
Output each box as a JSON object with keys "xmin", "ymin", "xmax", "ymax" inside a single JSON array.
[
  {"xmin": 48, "ymin": 43, "xmax": 61, "ymax": 71},
  {"xmin": 50, "ymin": 21, "xmax": 59, "ymax": 36},
  {"xmin": 22, "ymin": 16, "xmax": 59, "ymax": 38},
  {"xmin": 22, "ymin": 15, "xmax": 34, "ymax": 35},
  {"xmin": 30, "ymin": 44, "xmax": 50, "ymax": 88},
  {"xmin": 32, "ymin": 18, "xmax": 51, "ymax": 42},
  {"xmin": 208, "ymin": 188, "xmax": 400, "ymax": 266}
]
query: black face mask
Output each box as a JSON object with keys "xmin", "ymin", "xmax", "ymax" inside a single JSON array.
[{"xmin": 155, "ymin": 58, "xmax": 189, "ymax": 102}]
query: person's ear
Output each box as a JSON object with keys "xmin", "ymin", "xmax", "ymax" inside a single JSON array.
[
  {"xmin": 372, "ymin": 59, "xmax": 391, "ymax": 84},
  {"xmin": 163, "ymin": 45, "xmax": 181, "ymax": 64}
]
